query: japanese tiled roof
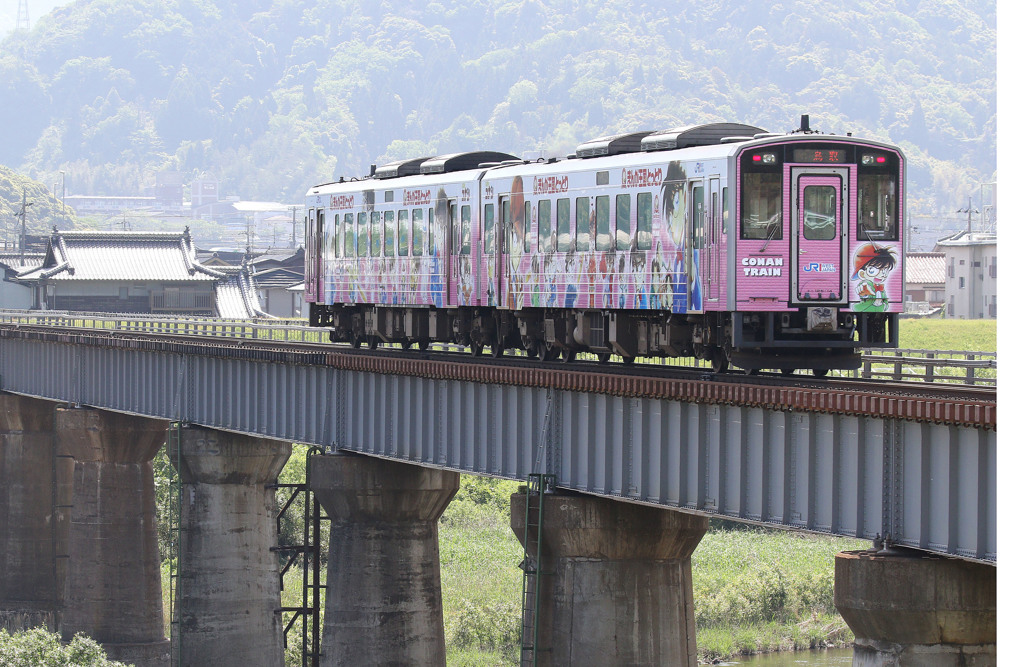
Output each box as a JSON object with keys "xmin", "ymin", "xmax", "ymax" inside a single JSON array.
[
  {"xmin": 214, "ymin": 266, "xmax": 271, "ymax": 319},
  {"xmin": 18, "ymin": 229, "xmax": 225, "ymax": 282},
  {"xmin": 0, "ymin": 253, "xmax": 46, "ymax": 275},
  {"xmin": 905, "ymin": 252, "xmax": 946, "ymax": 285}
]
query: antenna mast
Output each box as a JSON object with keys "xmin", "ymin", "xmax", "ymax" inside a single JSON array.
[{"xmin": 15, "ymin": 0, "xmax": 30, "ymax": 32}]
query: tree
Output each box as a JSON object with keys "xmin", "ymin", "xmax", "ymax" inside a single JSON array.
[{"xmin": 0, "ymin": 628, "xmax": 127, "ymax": 667}]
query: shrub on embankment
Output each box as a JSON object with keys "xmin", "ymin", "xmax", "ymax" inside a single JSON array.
[{"xmin": 0, "ymin": 628, "xmax": 126, "ymax": 667}]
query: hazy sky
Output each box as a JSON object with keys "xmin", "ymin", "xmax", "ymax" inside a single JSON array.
[{"xmin": 1, "ymin": 0, "xmax": 68, "ymax": 36}]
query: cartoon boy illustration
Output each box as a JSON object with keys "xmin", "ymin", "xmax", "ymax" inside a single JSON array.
[{"xmin": 853, "ymin": 245, "xmax": 897, "ymax": 312}]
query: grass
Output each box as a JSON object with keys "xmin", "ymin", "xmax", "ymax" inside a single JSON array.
[{"xmin": 897, "ymin": 318, "xmax": 995, "ymax": 352}]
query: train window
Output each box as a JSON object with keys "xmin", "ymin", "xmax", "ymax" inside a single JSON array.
[
  {"xmin": 691, "ymin": 185, "xmax": 705, "ymax": 249},
  {"xmin": 802, "ymin": 185, "xmax": 836, "ymax": 240},
  {"xmin": 615, "ymin": 194, "xmax": 630, "ymax": 250},
  {"xmin": 637, "ymin": 192, "xmax": 652, "ymax": 250},
  {"xmin": 484, "ymin": 204, "xmax": 495, "ymax": 254},
  {"xmin": 384, "ymin": 211, "xmax": 395, "ymax": 256},
  {"xmin": 501, "ymin": 199, "xmax": 511, "ymax": 253},
  {"xmin": 722, "ymin": 187, "xmax": 729, "ymax": 230},
  {"xmin": 357, "ymin": 212, "xmax": 368, "ymax": 257},
  {"xmin": 576, "ymin": 197, "xmax": 590, "ymax": 251},
  {"xmin": 344, "ymin": 213, "xmax": 355, "ymax": 257},
  {"xmin": 412, "ymin": 209, "xmax": 424, "ymax": 256},
  {"xmin": 595, "ymin": 195, "xmax": 610, "ymax": 251},
  {"xmin": 371, "ymin": 212, "xmax": 382, "ymax": 256},
  {"xmin": 596, "ymin": 171, "xmax": 609, "ymax": 186},
  {"xmin": 398, "ymin": 210, "xmax": 409, "ymax": 256},
  {"xmin": 333, "ymin": 214, "xmax": 340, "ymax": 258},
  {"xmin": 385, "ymin": 190, "xmax": 394, "ymax": 203},
  {"xmin": 524, "ymin": 201, "xmax": 532, "ymax": 253},
  {"xmin": 741, "ymin": 173, "xmax": 782, "ymax": 240},
  {"xmin": 428, "ymin": 209, "xmax": 436, "ymax": 255},
  {"xmin": 556, "ymin": 198, "xmax": 571, "ymax": 252},
  {"xmin": 857, "ymin": 174, "xmax": 897, "ymax": 240},
  {"xmin": 538, "ymin": 200, "xmax": 553, "ymax": 253},
  {"xmin": 449, "ymin": 202, "xmax": 458, "ymax": 256},
  {"xmin": 461, "ymin": 205, "xmax": 471, "ymax": 255}
]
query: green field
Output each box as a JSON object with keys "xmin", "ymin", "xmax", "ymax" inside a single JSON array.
[{"xmin": 897, "ymin": 318, "xmax": 996, "ymax": 352}]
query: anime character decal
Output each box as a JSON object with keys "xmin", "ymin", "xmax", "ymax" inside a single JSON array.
[
  {"xmin": 852, "ymin": 244, "xmax": 897, "ymax": 311},
  {"xmin": 507, "ymin": 176, "xmax": 526, "ymax": 309},
  {"xmin": 661, "ymin": 161, "xmax": 693, "ymax": 313}
]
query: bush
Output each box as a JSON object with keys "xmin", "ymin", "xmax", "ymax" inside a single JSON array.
[{"xmin": 0, "ymin": 628, "xmax": 127, "ymax": 666}]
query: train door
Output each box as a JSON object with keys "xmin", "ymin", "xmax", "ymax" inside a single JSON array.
[
  {"xmin": 448, "ymin": 201, "xmax": 460, "ymax": 304},
  {"xmin": 483, "ymin": 200, "xmax": 500, "ymax": 306},
  {"xmin": 706, "ymin": 177, "xmax": 721, "ymax": 303},
  {"xmin": 790, "ymin": 167, "xmax": 848, "ymax": 303},
  {"xmin": 688, "ymin": 181, "xmax": 705, "ymax": 311},
  {"xmin": 305, "ymin": 206, "xmax": 324, "ymax": 303}
]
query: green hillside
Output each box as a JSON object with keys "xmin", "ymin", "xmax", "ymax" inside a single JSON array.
[{"xmin": 0, "ymin": 0, "xmax": 995, "ymax": 218}]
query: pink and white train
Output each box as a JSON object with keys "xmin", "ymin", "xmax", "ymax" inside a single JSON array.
[{"xmin": 304, "ymin": 118, "xmax": 904, "ymax": 373}]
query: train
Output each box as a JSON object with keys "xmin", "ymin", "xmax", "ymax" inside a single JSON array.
[{"xmin": 304, "ymin": 117, "xmax": 904, "ymax": 374}]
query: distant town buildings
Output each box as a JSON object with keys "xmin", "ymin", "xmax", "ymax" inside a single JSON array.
[
  {"xmin": 904, "ymin": 252, "xmax": 946, "ymax": 316},
  {"xmin": 935, "ymin": 231, "xmax": 997, "ymax": 319}
]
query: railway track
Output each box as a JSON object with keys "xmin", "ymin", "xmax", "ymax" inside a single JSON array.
[{"xmin": 0, "ymin": 322, "xmax": 995, "ymax": 429}]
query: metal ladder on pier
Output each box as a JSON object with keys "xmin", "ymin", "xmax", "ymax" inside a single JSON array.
[
  {"xmin": 271, "ymin": 445, "xmax": 329, "ymax": 667},
  {"xmin": 519, "ymin": 472, "xmax": 555, "ymax": 667},
  {"xmin": 166, "ymin": 422, "xmax": 183, "ymax": 667}
]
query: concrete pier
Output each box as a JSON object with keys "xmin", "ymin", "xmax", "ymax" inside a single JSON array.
[
  {"xmin": 0, "ymin": 395, "xmax": 66, "ymax": 632},
  {"xmin": 310, "ymin": 452, "xmax": 459, "ymax": 667},
  {"xmin": 511, "ymin": 492, "xmax": 709, "ymax": 667},
  {"xmin": 835, "ymin": 550, "xmax": 996, "ymax": 666},
  {"xmin": 56, "ymin": 407, "xmax": 170, "ymax": 666},
  {"xmin": 167, "ymin": 426, "xmax": 291, "ymax": 667}
]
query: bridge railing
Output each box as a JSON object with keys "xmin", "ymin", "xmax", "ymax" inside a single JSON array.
[
  {"xmin": 854, "ymin": 349, "xmax": 997, "ymax": 386},
  {"xmin": 0, "ymin": 309, "xmax": 995, "ymax": 385}
]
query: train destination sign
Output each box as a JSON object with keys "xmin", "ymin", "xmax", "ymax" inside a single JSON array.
[{"xmin": 793, "ymin": 148, "xmax": 847, "ymax": 163}]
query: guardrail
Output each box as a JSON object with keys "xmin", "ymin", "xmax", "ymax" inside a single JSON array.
[
  {"xmin": 0, "ymin": 310, "xmax": 996, "ymax": 385},
  {"xmin": 856, "ymin": 349, "xmax": 996, "ymax": 386}
]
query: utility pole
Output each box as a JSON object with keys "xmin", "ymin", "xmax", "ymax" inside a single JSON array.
[
  {"xmin": 290, "ymin": 206, "xmax": 299, "ymax": 248},
  {"xmin": 16, "ymin": 190, "xmax": 33, "ymax": 263},
  {"xmin": 957, "ymin": 197, "xmax": 979, "ymax": 236},
  {"xmin": 60, "ymin": 170, "xmax": 66, "ymax": 228}
]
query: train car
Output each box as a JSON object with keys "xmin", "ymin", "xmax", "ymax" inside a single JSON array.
[{"xmin": 305, "ymin": 118, "xmax": 904, "ymax": 373}]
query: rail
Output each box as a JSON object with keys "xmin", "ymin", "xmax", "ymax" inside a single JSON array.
[{"xmin": 0, "ymin": 309, "xmax": 996, "ymax": 385}]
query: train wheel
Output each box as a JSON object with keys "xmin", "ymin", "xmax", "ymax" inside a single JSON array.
[
  {"xmin": 400, "ymin": 339, "xmax": 413, "ymax": 350},
  {"xmin": 350, "ymin": 336, "xmax": 362, "ymax": 349},
  {"xmin": 490, "ymin": 343, "xmax": 505, "ymax": 358},
  {"xmin": 596, "ymin": 352, "xmax": 611, "ymax": 363},
  {"xmin": 416, "ymin": 339, "xmax": 430, "ymax": 351},
  {"xmin": 539, "ymin": 342, "xmax": 559, "ymax": 362},
  {"xmin": 711, "ymin": 349, "xmax": 729, "ymax": 374},
  {"xmin": 469, "ymin": 340, "xmax": 484, "ymax": 357},
  {"xmin": 813, "ymin": 368, "xmax": 829, "ymax": 378},
  {"xmin": 743, "ymin": 367, "xmax": 760, "ymax": 376},
  {"xmin": 366, "ymin": 336, "xmax": 379, "ymax": 350},
  {"xmin": 561, "ymin": 349, "xmax": 577, "ymax": 363},
  {"xmin": 621, "ymin": 355, "xmax": 635, "ymax": 365}
]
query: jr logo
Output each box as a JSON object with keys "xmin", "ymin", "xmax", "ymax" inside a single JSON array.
[{"xmin": 803, "ymin": 263, "xmax": 838, "ymax": 273}]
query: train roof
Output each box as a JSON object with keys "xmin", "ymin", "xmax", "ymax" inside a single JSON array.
[{"xmin": 306, "ymin": 126, "xmax": 905, "ymax": 198}]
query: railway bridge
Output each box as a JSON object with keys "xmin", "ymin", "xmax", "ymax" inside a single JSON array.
[{"xmin": 0, "ymin": 313, "xmax": 996, "ymax": 666}]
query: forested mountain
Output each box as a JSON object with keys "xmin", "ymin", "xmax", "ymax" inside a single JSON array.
[{"xmin": 0, "ymin": 0, "xmax": 996, "ymax": 217}]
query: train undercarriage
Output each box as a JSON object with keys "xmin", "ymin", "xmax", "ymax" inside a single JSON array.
[{"xmin": 311, "ymin": 303, "xmax": 897, "ymax": 375}]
